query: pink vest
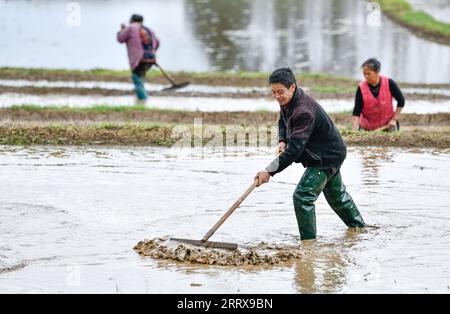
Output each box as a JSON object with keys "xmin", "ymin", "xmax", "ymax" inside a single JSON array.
[{"xmin": 359, "ymin": 76, "xmax": 394, "ymax": 130}]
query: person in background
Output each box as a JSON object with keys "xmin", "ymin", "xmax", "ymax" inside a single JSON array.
[
  {"xmin": 352, "ymin": 58, "xmax": 405, "ymax": 132},
  {"xmin": 117, "ymin": 14, "xmax": 159, "ymax": 102}
]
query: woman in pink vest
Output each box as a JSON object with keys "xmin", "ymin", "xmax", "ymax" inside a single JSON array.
[{"xmin": 352, "ymin": 58, "xmax": 405, "ymax": 131}]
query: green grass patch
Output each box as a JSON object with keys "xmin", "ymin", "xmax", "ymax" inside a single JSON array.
[
  {"xmin": 310, "ymin": 85, "xmax": 355, "ymax": 94},
  {"xmin": 402, "ymin": 11, "xmax": 450, "ymax": 35},
  {"xmin": 2, "ymin": 66, "xmax": 447, "ymax": 90},
  {"xmin": 177, "ymin": 70, "xmax": 271, "ymax": 80},
  {"xmin": 0, "ymin": 67, "xmax": 131, "ymax": 78},
  {"xmin": 7, "ymin": 104, "xmax": 185, "ymax": 113},
  {"xmin": 299, "ymin": 72, "xmax": 356, "ymax": 83},
  {"xmin": 0, "ymin": 122, "xmax": 448, "ymax": 148},
  {"xmin": 9, "ymin": 104, "xmax": 146, "ymax": 113},
  {"xmin": 0, "ymin": 67, "xmax": 270, "ymax": 80},
  {"xmin": 375, "ymin": 0, "xmax": 450, "ymax": 41},
  {"xmin": 0, "ymin": 67, "xmax": 358, "ymax": 84}
]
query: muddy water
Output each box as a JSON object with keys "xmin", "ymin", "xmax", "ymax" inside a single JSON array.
[
  {"xmin": 1, "ymin": 93, "xmax": 450, "ymax": 114},
  {"xmin": 0, "ymin": 146, "xmax": 449, "ymax": 293}
]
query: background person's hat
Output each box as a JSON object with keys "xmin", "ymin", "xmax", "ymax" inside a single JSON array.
[{"xmin": 130, "ymin": 14, "xmax": 143, "ymax": 23}]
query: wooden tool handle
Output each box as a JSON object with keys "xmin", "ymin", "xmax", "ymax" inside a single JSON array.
[
  {"xmin": 154, "ymin": 63, "xmax": 176, "ymax": 85},
  {"xmin": 201, "ymin": 179, "xmax": 259, "ymax": 242}
]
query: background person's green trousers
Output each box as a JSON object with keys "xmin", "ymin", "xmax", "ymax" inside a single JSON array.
[{"xmin": 293, "ymin": 167, "xmax": 365, "ymax": 240}]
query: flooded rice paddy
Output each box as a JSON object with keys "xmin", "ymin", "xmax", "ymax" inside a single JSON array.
[
  {"xmin": 0, "ymin": 79, "xmax": 269, "ymax": 95},
  {"xmin": 0, "ymin": 145, "xmax": 449, "ymax": 293},
  {"xmin": 1, "ymin": 79, "xmax": 450, "ymax": 97},
  {"xmin": 1, "ymin": 93, "xmax": 450, "ymax": 114},
  {"xmin": 1, "ymin": 0, "xmax": 450, "ymax": 83}
]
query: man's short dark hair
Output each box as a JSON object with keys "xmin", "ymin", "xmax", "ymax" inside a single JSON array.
[
  {"xmin": 361, "ymin": 58, "xmax": 381, "ymax": 72},
  {"xmin": 269, "ymin": 67, "xmax": 297, "ymax": 88},
  {"xmin": 130, "ymin": 14, "xmax": 144, "ymax": 23}
]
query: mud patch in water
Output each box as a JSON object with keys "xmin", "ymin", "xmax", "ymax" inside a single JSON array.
[
  {"xmin": 134, "ymin": 238, "xmax": 305, "ymax": 266},
  {"xmin": 0, "ymin": 262, "xmax": 27, "ymax": 274}
]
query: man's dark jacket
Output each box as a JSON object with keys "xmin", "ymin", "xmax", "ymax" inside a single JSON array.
[{"xmin": 266, "ymin": 87, "xmax": 347, "ymax": 176}]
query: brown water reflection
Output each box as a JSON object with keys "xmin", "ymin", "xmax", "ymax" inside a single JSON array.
[
  {"xmin": 359, "ymin": 147, "xmax": 395, "ymax": 187},
  {"xmin": 293, "ymin": 227, "xmax": 374, "ymax": 293}
]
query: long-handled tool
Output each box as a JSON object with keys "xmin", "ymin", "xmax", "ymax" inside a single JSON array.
[
  {"xmin": 171, "ymin": 179, "xmax": 259, "ymax": 250},
  {"xmin": 155, "ymin": 63, "xmax": 190, "ymax": 91}
]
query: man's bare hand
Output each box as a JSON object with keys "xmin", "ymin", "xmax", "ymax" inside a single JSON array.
[
  {"xmin": 276, "ymin": 142, "xmax": 286, "ymax": 155},
  {"xmin": 255, "ymin": 170, "xmax": 271, "ymax": 187},
  {"xmin": 120, "ymin": 23, "xmax": 126, "ymax": 30}
]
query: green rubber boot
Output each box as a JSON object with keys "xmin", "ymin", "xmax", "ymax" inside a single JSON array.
[
  {"xmin": 293, "ymin": 168, "xmax": 328, "ymax": 240},
  {"xmin": 323, "ymin": 171, "xmax": 366, "ymax": 228}
]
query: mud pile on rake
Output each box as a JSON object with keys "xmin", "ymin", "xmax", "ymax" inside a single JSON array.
[
  {"xmin": 135, "ymin": 177, "xmax": 305, "ymax": 266},
  {"xmin": 134, "ymin": 238, "xmax": 304, "ymax": 266}
]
